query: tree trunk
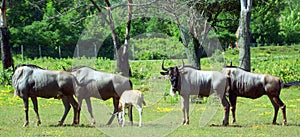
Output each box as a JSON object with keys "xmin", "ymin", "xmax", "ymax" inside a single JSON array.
[
  {"xmin": 116, "ymin": 0, "xmax": 132, "ymax": 77},
  {"xmin": 92, "ymin": 0, "xmax": 131, "ymax": 77},
  {"xmin": 238, "ymin": 0, "xmax": 252, "ymax": 71},
  {"xmin": 0, "ymin": 1, "xmax": 14, "ymax": 70}
]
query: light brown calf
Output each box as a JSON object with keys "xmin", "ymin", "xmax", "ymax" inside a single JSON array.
[{"xmin": 118, "ymin": 90, "xmax": 146, "ymax": 127}]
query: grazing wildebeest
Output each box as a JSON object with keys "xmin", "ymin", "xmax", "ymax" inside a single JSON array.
[
  {"xmin": 223, "ymin": 65, "xmax": 300, "ymax": 125},
  {"xmin": 160, "ymin": 60, "xmax": 230, "ymax": 125},
  {"xmin": 66, "ymin": 66, "xmax": 133, "ymax": 125},
  {"xmin": 118, "ymin": 90, "xmax": 146, "ymax": 127},
  {"xmin": 12, "ymin": 64, "xmax": 80, "ymax": 127}
]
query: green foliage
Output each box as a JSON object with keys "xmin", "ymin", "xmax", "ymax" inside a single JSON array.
[
  {"xmin": 279, "ymin": 0, "xmax": 300, "ymax": 44},
  {"xmin": 0, "ymin": 68, "xmax": 14, "ymax": 86},
  {"xmin": 225, "ymin": 45, "xmax": 300, "ymax": 83},
  {"xmin": 130, "ymin": 38, "xmax": 185, "ymax": 60},
  {"xmin": 251, "ymin": 0, "xmax": 283, "ymax": 44}
]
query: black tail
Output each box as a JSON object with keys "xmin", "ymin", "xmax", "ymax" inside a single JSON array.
[
  {"xmin": 282, "ymin": 81, "xmax": 300, "ymax": 88},
  {"xmin": 129, "ymin": 79, "xmax": 133, "ymax": 89}
]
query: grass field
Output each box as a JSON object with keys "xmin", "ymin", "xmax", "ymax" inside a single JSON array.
[{"xmin": 0, "ymin": 45, "xmax": 300, "ymax": 137}]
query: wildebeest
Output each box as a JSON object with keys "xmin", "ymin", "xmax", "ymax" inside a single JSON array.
[
  {"xmin": 223, "ymin": 65, "xmax": 300, "ymax": 125},
  {"xmin": 66, "ymin": 66, "xmax": 133, "ymax": 125},
  {"xmin": 12, "ymin": 64, "xmax": 80, "ymax": 127},
  {"xmin": 160, "ymin": 60, "xmax": 230, "ymax": 125},
  {"xmin": 118, "ymin": 90, "xmax": 146, "ymax": 127}
]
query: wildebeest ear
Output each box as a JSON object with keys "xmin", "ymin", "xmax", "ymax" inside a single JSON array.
[{"xmin": 160, "ymin": 72, "xmax": 168, "ymax": 75}]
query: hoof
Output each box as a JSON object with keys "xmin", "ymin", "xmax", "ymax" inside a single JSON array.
[
  {"xmin": 36, "ymin": 121, "xmax": 41, "ymax": 126},
  {"xmin": 222, "ymin": 120, "xmax": 229, "ymax": 126},
  {"xmin": 182, "ymin": 122, "xmax": 189, "ymax": 125},
  {"xmin": 23, "ymin": 121, "xmax": 29, "ymax": 127},
  {"xmin": 57, "ymin": 121, "xmax": 64, "ymax": 126},
  {"xmin": 72, "ymin": 122, "xmax": 79, "ymax": 127},
  {"xmin": 282, "ymin": 122, "xmax": 287, "ymax": 126},
  {"xmin": 222, "ymin": 123, "xmax": 229, "ymax": 126}
]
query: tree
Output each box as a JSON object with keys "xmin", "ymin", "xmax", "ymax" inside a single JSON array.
[
  {"xmin": 238, "ymin": 0, "xmax": 252, "ymax": 71},
  {"xmin": 251, "ymin": 0, "xmax": 283, "ymax": 45},
  {"xmin": 279, "ymin": 0, "xmax": 300, "ymax": 44},
  {"xmin": 0, "ymin": 0, "xmax": 13, "ymax": 69},
  {"xmin": 89, "ymin": 0, "xmax": 132, "ymax": 77},
  {"xmin": 143, "ymin": 0, "xmax": 239, "ymax": 69}
]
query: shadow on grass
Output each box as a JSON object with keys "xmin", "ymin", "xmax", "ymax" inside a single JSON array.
[
  {"xmin": 49, "ymin": 124, "xmax": 95, "ymax": 128},
  {"xmin": 95, "ymin": 123, "xmax": 173, "ymax": 128},
  {"xmin": 209, "ymin": 124, "xmax": 242, "ymax": 128},
  {"xmin": 264, "ymin": 123, "xmax": 300, "ymax": 127}
]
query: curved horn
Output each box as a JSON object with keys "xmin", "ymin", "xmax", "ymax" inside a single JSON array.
[
  {"xmin": 178, "ymin": 59, "xmax": 184, "ymax": 69},
  {"xmin": 162, "ymin": 59, "xmax": 168, "ymax": 71}
]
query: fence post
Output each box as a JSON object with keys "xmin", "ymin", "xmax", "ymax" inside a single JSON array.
[
  {"xmin": 76, "ymin": 44, "xmax": 80, "ymax": 59},
  {"xmin": 93, "ymin": 43, "xmax": 97, "ymax": 58},
  {"xmin": 39, "ymin": 45, "xmax": 42, "ymax": 58},
  {"xmin": 39, "ymin": 45, "xmax": 44, "ymax": 62},
  {"xmin": 151, "ymin": 44, "xmax": 154, "ymax": 60},
  {"xmin": 21, "ymin": 45, "xmax": 24, "ymax": 61},
  {"xmin": 132, "ymin": 44, "xmax": 135, "ymax": 60},
  {"xmin": 58, "ymin": 46, "xmax": 61, "ymax": 59}
]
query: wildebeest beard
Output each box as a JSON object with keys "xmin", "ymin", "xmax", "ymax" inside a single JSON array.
[{"xmin": 169, "ymin": 68, "xmax": 181, "ymax": 93}]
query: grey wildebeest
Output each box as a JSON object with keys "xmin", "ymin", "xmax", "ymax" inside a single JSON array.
[
  {"xmin": 66, "ymin": 66, "xmax": 133, "ymax": 125},
  {"xmin": 12, "ymin": 64, "xmax": 80, "ymax": 127},
  {"xmin": 118, "ymin": 90, "xmax": 146, "ymax": 127},
  {"xmin": 223, "ymin": 65, "xmax": 300, "ymax": 125},
  {"xmin": 160, "ymin": 60, "xmax": 230, "ymax": 125}
]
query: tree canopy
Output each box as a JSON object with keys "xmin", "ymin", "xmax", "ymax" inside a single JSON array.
[{"xmin": 5, "ymin": 0, "xmax": 300, "ymax": 59}]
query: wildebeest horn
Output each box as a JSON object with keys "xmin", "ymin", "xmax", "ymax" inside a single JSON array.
[
  {"xmin": 162, "ymin": 59, "xmax": 168, "ymax": 71},
  {"xmin": 178, "ymin": 59, "xmax": 184, "ymax": 69}
]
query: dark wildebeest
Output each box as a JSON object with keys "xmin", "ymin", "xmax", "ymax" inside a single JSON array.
[
  {"xmin": 223, "ymin": 65, "xmax": 300, "ymax": 125},
  {"xmin": 12, "ymin": 64, "xmax": 80, "ymax": 127},
  {"xmin": 66, "ymin": 66, "xmax": 133, "ymax": 125},
  {"xmin": 160, "ymin": 60, "xmax": 230, "ymax": 125}
]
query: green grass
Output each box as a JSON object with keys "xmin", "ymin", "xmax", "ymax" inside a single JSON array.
[
  {"xmin": 1, "ymin": 87, "xmax": 299, "ymax": 136},
  {"xmin": 1, "ymin": 45, "xmax": 300, "ymax": 136}
]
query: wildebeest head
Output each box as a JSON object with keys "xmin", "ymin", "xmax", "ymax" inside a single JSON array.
[{"xmin": 160, "ymin": 60, "xmax": 183, "ymax": 93}]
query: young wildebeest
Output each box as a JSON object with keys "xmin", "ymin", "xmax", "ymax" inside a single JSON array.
[
  {"xmin": 223, "ymin": 65, "xmax": 300, "ymax": 125},
  {"xmin": 160, "ymin": 60, "xmax": 230, "ymax": 126},
  {"xmin": 12, "ymin": 64, "xmax": 80, "ymax": 127},
  {"xmin": 118, "ymin": 90, "xmax": 146, "ymax": 127},
  {"xmin": 66, "ymin": 66, "xmax": 133, "ymax": 125}
]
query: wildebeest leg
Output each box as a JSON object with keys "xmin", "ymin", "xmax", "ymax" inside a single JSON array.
[
  {"xmin": 85, "ymin": 98, "xmax": 96, "ymax": 125},
  {"xmin": 229, "ymin": 94, "xmax": 237, "ymax": 124},
  {"xmin": 134, "ymin": 105, "xmax": 143, "ymax": 127},
  {"xmin": 31, "ymin": 97, "xmax": 41, "ymax": 126},
  {"xmin": 181, "ymin": 95, "xmax": 189, "ymax": 125},
  {"xmin": 267, "ymin": 96, "xmax": 279, "ymax": 125},
  {"xmin": 220, "ymin": 97, "xmax": 230, "ymax": 126},
  {"xmin": 270, "ymin": 96, "xmax": 287, "ymax": 125},
  {"xmin": 106, "ymin": 97, "xmax": 119, "ymax": 125},
  {"xmin": 68, "ymin": 96, "xmax": 80, "ymax": 125},
  {"xmin": 128, "ymin": 105, "xmax": 133, "ymax": 126},
  {"xmin": 58, "ymin": 97, "xmax": 71, "ymax": 126},
  {"xmin": 22, "ymin": 96, "xmax": 29, "ymax": 127},
  {"xmin": 121, "ymin": 104, "xmax": 126, "ymax": 127}
]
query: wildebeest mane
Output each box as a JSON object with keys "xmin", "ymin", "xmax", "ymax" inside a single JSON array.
[
  {"xmin": 224, "ymin": 65, "xmax": 248, "ymax": 71},
  {"xmin": 65, "ymin": 66, "xmax": 98, "ymax": 72},
  {"xmin": 181, "ymin": 65, "xmax": 200, "ymax": 70},
  {"xmin": 15, "ymin": 64, "xmax": 44, "ymax": 70}
]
